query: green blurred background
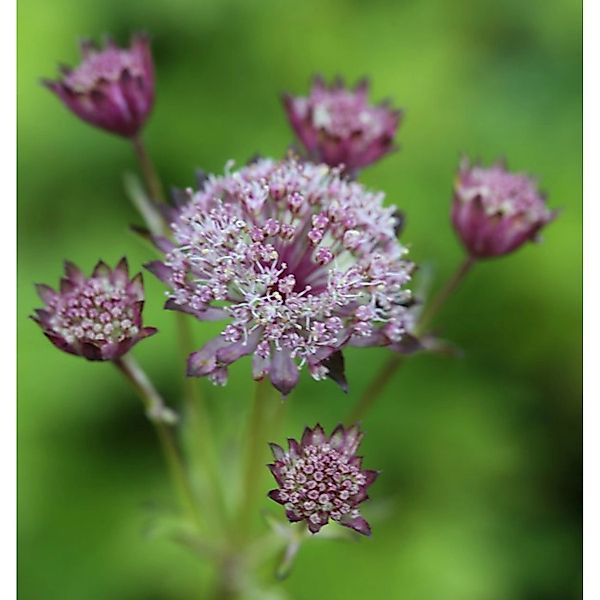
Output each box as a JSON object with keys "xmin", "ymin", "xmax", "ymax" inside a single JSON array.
[{"xmin": 17, "ymin": 0, "xmax": 581, "ymax": 598}]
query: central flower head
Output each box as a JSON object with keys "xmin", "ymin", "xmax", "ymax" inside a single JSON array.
[{"xmin": 148, "ymin": 158, "xmax": 415, "ymax": 394}]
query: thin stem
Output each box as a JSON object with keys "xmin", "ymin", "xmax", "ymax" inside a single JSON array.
[
  {"xmin": 113, "ymin": 355, "xmax": 202, "ymax": 529},
  {"xmin": 238, "ymin": 379, "xmax": 271, "ymax": 538},
  {"xmin": 346, "ymin": 354, "xmax": 404, "ymax": 424},
  {"xmin": 128, "ymin": 136, "xmax": 228, "ymax": 528},
  {"xmin": 175, "ymin": 314, "xmax": 228, "ymax": 531},
  {"xmin": 417, "ymin": 255, "xmax": 475, "ymax": 334},
  {"xmin": 131, "ymin": 134, "xmax": 166, "ymax": 203},
  {"xmin": 346, "ymin": 255, "xmax": 476, "ymax": 424}
]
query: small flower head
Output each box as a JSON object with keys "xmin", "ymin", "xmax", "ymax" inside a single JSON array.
[
  {"xmin": 268, "ymin": 424, "xmax": 378, "ymax": 535},
  {"xmin": 44, "ymin": 34, "xmax": 154, "ymax": 138},
  {"xmin": 283, "ymin": 77, "xmax": 402, "ymax": 174},
  {"xmin": 452, "ymin": 158, "xmax": 555, "ymax": 259},
  {"xmin": 32, "ymin": 258, "xmax": 156, "ymax": 361},
  {"xmin": 147, "ymin": 158, "xmax": 415, "ymax": 395}
]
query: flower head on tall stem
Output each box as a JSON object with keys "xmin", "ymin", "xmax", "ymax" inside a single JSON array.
[
  {"xmin": 44, "ymin": 34, "xmax": 155, "ymax": 138},
  {"xmin": 146, "ymin": 157, "xmax": 416, "ymax": 395},
  {"xmin": 283, "ymin": 77, "xmax": 402, "ymax": 174},
  {"xmin": 32, "ymin": 258, "xmax": 157, "ymax": 360},
  {"xmin": 452, "ymin": 157, "xmax": 555, "ymax": 259},
  {"xmin": 268, "ymin": 423, "xmax": 378, "ymax": 535}
]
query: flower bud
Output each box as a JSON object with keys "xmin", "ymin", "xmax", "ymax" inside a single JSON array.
[
  {"xmin": 452, "ymin": 158, "xmax": 555, "ymax": 258},
  {"xmin": 44, "ymin": 34, "xmax": 154, "ymax": 138}
]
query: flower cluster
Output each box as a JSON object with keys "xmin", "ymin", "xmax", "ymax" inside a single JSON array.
[
  {"xmin": 44, "ymin": 35, "xmax": 154, "ymax": 138},
  {"xmin": 268, "ymin": 424, "xmax": 377, "ymax": 535},
  {"xmin": 32, "ymin": 258, "xmax": 156, "ymax": 361},
  {"xmin": 283, "ymin": 77, "xmax": 402, "ymax": 173},
  {"xmin": 452, "ymin": 158, "xmax": 554, "ymax": 258},
  {"xmin": 147, "ymin": 157, "xmax": 416, "ymax": 394}
]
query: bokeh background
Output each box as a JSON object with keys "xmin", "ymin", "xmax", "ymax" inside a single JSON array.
[{"xmin": 17, "ymin": 0, "xmax": 582, "ymax": 598}]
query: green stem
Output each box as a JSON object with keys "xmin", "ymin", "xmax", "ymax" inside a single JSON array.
[
  {"xmin": 346, "ymin": 255, "xmax": 476, "ymax": 424},
  {"xmin": 129, "ymin": 136, "xmax": 228, "ymax": 529},
  {"xmin": 113, "ymin": 355, "xmax": 202, "ymax": 529},
  {"xmin": 238, "ymin": 379, "xmax": 271, "ymax": 538},
  {"xmin": 417, "ymin": 255, "xmax": 475, "ymax": 334},
  {"xmin": 346, "ymin": 354, "xmax": 404, "ymax": 424},
  {"xmin": 131, "ymin": 134, "xmax": 166, "ymax": 203}
]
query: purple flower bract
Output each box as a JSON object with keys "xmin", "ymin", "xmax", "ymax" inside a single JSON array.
[
  {"xmin": 32, "ymin": 258, "xmax": 157, "ymax": 361},
  {"xmin": 268, "ymin": 424, "xmax": 378, "ymax": 535}
]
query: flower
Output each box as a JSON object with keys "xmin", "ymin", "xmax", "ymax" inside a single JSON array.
[
  {"xmin": 32, "ymin": 258, "xmax": 157, "ymax": 361},
  {"xmin": 283, "ymin": 77, "xmax": 402, "ymax": 174},
  {"xmin": 452, "ymin": 158, "xmax": 555, "ymax": 259},
  {"xmin": 147, "ymin": 158, "xmax": 416, "ymax": 395},
  {"xmin": 44, "ymin": 34, "xmax": 154, "ymax": 138},
  {"xmin": 267, "ymin": 424, "xmax": 378, "ymax": 535}
]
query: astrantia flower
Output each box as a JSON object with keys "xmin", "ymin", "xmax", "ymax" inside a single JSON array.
[
  {"xmin": 283, "ymin": 77, "xmax": 402, "ymax": 174},
  {"xmin": 452, "ymin": 158, "xmax": 555, "ymax": 259},
  {"xmin": 147, "ymin": 158, "xmax": 416, "ymax": 395},
  {"xmin": 32, "ymin": 258, "xmax": 157, "ymax": 361},
  {"xmin": 268, "ymin": 424, "xmax": 377, "ymax": 535},
  {"xmin": 44, "ymin": 35, "xmax": 154, "ymax": 138}
]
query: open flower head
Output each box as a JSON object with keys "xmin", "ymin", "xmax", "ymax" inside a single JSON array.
[
  {"xmin": 147, "ymin": 157, "xmax": 416, "ymax": 395},
  {"xmin": 44, "ymin": 34, "xmax": 154, "ymax": 138},
  {"xmin": 283, "ymin": 77, "xmax": 402, "ymax": 174},
  {"xmin": 32, "ymin": 258, "xmax": 157, "ymax": 361},
  {"xmin": 268, "ymin": 424, "xmax": 378, "ymax": 535},
  {"xmin": 452, "ymin": 158, "xmax": 555, "ymax": 259}
]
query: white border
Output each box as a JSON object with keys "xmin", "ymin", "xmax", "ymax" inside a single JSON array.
[
  {"xmin": 5, "ymin": 0, "xmax": 16, "ymax": 597},
  {"xmin": 584, "ymin": 0, "xmax": 595, "ymax": 598}
]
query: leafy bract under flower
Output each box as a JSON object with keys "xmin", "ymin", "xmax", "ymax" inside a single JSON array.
[
  {"xmin": 452, "ymin": 158, "xmax": 555, "ymax": 258},
  {"xmin": 32, "ymin": 258, "xmax": 156, "ymax": 361},
  {"xmin": 268, "ymin": 424, "xmax": 378, "ymax": 535},
  {"xmin": 283, "ymin": 77, "xmax": 402, "ymax": 173},
  {"xmin": 148, "ymin": 158, "xmax": 416, "ymax": 395}
]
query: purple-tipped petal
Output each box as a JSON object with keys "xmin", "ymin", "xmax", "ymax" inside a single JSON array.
[
  {"xmin": 187, "ymin": 337, "xmax": 229, "ymax": 377},
  {"xmin": 144, "ymin": 261, "xmax": 174, "ymax": 284},
  {"xmin": 270, "ymin": 350, "xmax": 299, "ymax": 396},
  {"xmin": 267, "ymin": 489, "xmax": 286, "ymax": 505},
  {"xmin": 343, "ymin": 516, "xmax": 371, "ymax": 536},
  {"xmin": 35, "ymin": 283, "xmax": 57, "ymax": 304},
  {"xmin": 269, "ymin": 443, "xmax": 286, "ymax": 461}
]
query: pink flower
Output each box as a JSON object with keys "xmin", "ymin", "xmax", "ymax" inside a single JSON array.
[
  {"xmin": 32, "ymin": 258, "xmax": 156, "ymax": 361},
  {"xmin": 147, "ymin": 158, "xmax": 416, "ymax": 395},
  {"xmin": 268, "ymin": 424, "xmax": 378, "ymax": 535},
  {"xmin": 283, "ymin": 77, "xmax": 402, "ymax": 174},
  {"xmin": 452, "ymin": 158, "xmax": 555, "ymax": 258},
  {"xmin": 44, "ymin": 35, "xmax": 154, "ymax": 138}
]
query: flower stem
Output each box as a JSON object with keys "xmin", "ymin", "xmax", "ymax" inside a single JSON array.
[
  {"xmin": 129, "ymin": 136, "xmax": 228, "ymax": 528},
  {"xmin": 113, "ymin": 355, "xmax": 202, "ymax": 529},
  {"xmin": 131, "ymin": 134, "xmax": 166, "ymax": 203},
  {"xmin": 238, "ymin": 379, "xmax": 271, "ymax": 538},
  {"xmin": 417, "ymin": 255, "xmax": 475, "ymax": 334},
  {"xmin": 347, "ymin": 254, "xmax": 476, "ymax": 423},
  {"xmin": 346, "ymin": 354, "xmax": 404, "ymax": 424}
]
